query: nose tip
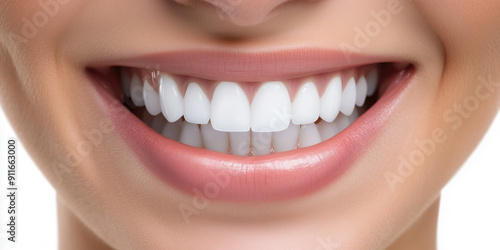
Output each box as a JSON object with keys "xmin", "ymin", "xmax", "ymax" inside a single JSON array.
[{"xmin": 191, "ymin": 0, "xmax": 291, "ymax": 26}]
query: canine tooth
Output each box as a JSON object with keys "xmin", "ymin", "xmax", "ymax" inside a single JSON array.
[
  {"xmin": 130, "ymin": 74, "xmax": 145, "ymax": 107},
  {"xmin": 292, "ymin": 82, "xmax": 320, "ymax": 125},
  {"xmin": 211, "ymin": 82, "xmax": 251, "ymax": 132},
  {"xmin": 230, "ymin": 132, "xmax": 251, "ymax": 156},
  {"xmin": 159, "ymin": 74, "xmax": 184, "ymax": 122},
  {"xmin": 120, "ymin": 69, "xmax": 131, "ymax": 97},
  {"xmin": 252, "ymin": 132, "xmax": 272, "ymax": 156},
  {"xmin": 201, "ymin": 123, "xmax": 229, "ymax": 153},
  {"xmin": 251, "ymin": 81, "xmax": 291, "ymax": 132},
  {"xmin": 320, "ymin": 76, "xmax": 342, "ymax": 122},
  {"xmin": 355, "ymin": 76, "xmax": 368, "ymax": 107},
  {"xmin": 317, "ymin": 120, "xmax": 340, "ymax": 142},
  {"xmin": 339, "ymin": 77, "xmax": 357, "ymax": 116},
  {"xmin": 143, "ymin": 80, "xmax": 162, "ymax": 116},
  {"xmin": 161, "ymin": 120, "xmax": 182, "ymax": 141},
  {"xmin": 366, "ymin": 68, "xmax": 379, "ymax": 96},
  {"xmin": 298, "ymin": 124, "xmax": 322, "ymax": 148},
  {"xmin": 184, "ymin": 82, "xmax": 210, "ymax": 124},
  {"xmin": 179, "ymin": 122, "xmax": 203, "ymax": 148},
  {"xmin": 272, "ymin": 124, "xmax": 299, "ymax": 153}
]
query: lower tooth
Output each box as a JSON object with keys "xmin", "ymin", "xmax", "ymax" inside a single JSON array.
[
  {"xmin": 230, "ymin": 132, "xmax": 251, "ymax": 156},
  {"xmin": 161, "ymin": 120, "xmax": 182, "ymax": 141},
  {"xmin": 179, "ymin": 122, "xmax": 203, "ymax": 148},
  {"xmin": 151, "ymin": 115, "xmax": 166, "ymax": 133},
  {"xmin": 252, "ymin": 132, "xmax": 272, "ymax": 156},
  {"xmin": 298, "ymin": 123, "xmax": 322, "ymax": 148},
  {"xmin": 334, "ymin": 114, "xmax": 351, "ymax": 132},
  {"xmin": 201, "ymin": 123, "xmax": 229, "ymax": 153},
  {"xmin": 317, "ymin": 120, "xmax": 340, "ymax": 142},
  {"xmin": 272, "ymin": 124, "xmax": 300, "ymax": 153}
]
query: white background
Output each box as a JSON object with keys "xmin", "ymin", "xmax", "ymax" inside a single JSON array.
[{"xmin": 0, "ymin": 107, "xmax": 499, "ymax": 250}]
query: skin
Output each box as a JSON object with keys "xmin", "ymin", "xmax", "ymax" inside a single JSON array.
[{"xmin": 1, "ymin": 0, "xmax": 500, "ymax": 249}]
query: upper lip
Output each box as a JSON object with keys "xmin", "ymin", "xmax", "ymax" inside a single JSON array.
[{"xmin": 94, "ymin": 47, "xmax": 393, "ymax": 82}]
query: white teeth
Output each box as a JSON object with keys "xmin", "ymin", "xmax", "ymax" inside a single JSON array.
[
  {"xmin": 366, "ymin": 68, "xmax": 379, "ymax": 96},
  {"xmin": 320, "ymin": 76, "xmax": 342, "ymax": 122},
  {"xmin": 339, "ymin": 77, "xmax": 357, "ymax": 116},
  {"xmin": 179, "ymin": 122, "xmax": 203, "ymax": 148},
  {"xmin": 130, "ymin": 74, "xmax": 145, "ymax": 107},
  {"xmin": 211, "ymin": 82, "xmax": 251, "ymax": 132},
  {"xmin": 201, "ymin": 123, "xmax": 229, "ymax": 153},
  {"xmin": 298, "ymin": 123, "xmax": 322, "ymax": 148},
  {"xmin": 184, "ymin": 82, "xmax": 210, "ymax": 124},
  {"xmin": 120, "ymin": 70, "xmax": 131, "ymax": 97},
  {"xmin": 252, "ymin": 132, "xmax": 272, "ymax": 156},
  {"xmin": 251, "ymin": 81, "xmax": 292, "ymax": 132},
  {"xmin": 159, "ymin": 74, "xmax": 184, "ymax": 122},
  {"xmin": 292, "ymin": 82, "xmax": 320, "ymax": 125},
  {"xmin": 317, "ymin": 120, "xmax": 340, "ymax": 142},
  {"xmin": 334, "ymin": 114, "xmax": 351, "ymax": 132},
  {"xmin": 355, "ymin": 76, "xmax": 368, "ymax": 107},
  {"xmin": 161, "ymin": 119, "xmax": 182, "ymax": 141},
  {"xmin": 143, "ymin": 80, "xmax": 162, "ymax": 116},
  {"xmin": 272, "ymin": 123, "xmax": 299, "ymax": 153},
  {"xmin": 230, "ymin": 132, "xmax": 251, "ymax": 156}
]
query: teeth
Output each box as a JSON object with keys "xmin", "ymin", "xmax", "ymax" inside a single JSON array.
[
  {"xmin": 355, "ymin": 76, "xmax": 368, "ymax": 107},
  {"xmin": 366, "ymin": 68, "xmax": 379, "ymax": 96},
  {"xmin": 184, "ymin": 82, "xmax": 210, "ymax": 124},
  {"xmin": 251, "ymin": 81, "xmax": 292, "ymax": 132},
  {"xmin": 316, "ymin": 120, "xmax": 340, "ymax": 142},
  {"xmin": 339, "ymin": 77, "xmax": 357, "ymax": 116},
  {"xmin": 123, "ymin": 64, "xmax": 381, "ymax": 155},
  {"xmin": 230, "ymin": 132, "xmax": 251, "ymax": 156},
  {"xmin": 130, "ymin": 74, "xmax": 145, "ymax": 107},
  {"xmin": 320, "ymin": 76, "xmax": 342, "ymax": 122},
  {"xmin": 161, "ymin": 119, "xmax": 182, "ymax": 141},
  {"xmin": 211, "ymin": 82, "xmax": 251, "ymax": 132},
  {"xmin": 272, "ymin": 123, "xmax": 300, "ymax": 153},
  {"xmin": 179, "ymin": 122, "xmax": 203, "ymax": 148},
  {"xmin": 298, "ymin": 123, "xmax": 322, "ymax": 148},
  {"xmin": 292, "ymin": 82, "xmax": 320, "ymax": 125},
  {"xmin": 159, "ymin": 74, "xmax": 184, "ymax": 122},
  {"xmin": 201, "ymin": 123, "xmax": 229, "ymax": 153},
  {"xmin": 252, "ymin": 132, "xmax": 272, "ymax": 155},
  {"xmin": 143, "ymin": 80, "xmax": 162, "ymax": 116}
]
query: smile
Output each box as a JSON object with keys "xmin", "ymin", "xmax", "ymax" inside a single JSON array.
[{"xmin": 90, "ymin": 48, "xmax": 414, "ymax": 201}]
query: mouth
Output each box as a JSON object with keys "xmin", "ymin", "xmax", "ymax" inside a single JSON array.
[{"xmin": 89, "ymin": 49, "xmax": 414, "ymax": 202}]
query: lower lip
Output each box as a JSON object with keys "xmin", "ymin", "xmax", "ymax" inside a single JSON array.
[{"xmin": 93, "ymin": 69, "xmax": 412, "ymax": 202}]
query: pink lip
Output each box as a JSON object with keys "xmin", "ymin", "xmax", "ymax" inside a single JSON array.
[
  {"xmin": 98, "ymin": 48, "xmax": 389, "ymax": 82},
  {"xmin": 92, "ymin": 49, "xmax": 413, "ymax": 202}
]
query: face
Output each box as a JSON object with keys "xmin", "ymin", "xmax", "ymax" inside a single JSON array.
[{"xmin": 1, "ymin": 0, "xmax": 500, "ymax": 249}]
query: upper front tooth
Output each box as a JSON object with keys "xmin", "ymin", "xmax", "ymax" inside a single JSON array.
[
  {"xmin": 292, "ymin": 82, "xmax": 320, "ymax": 125},
  {"xmin": 130, "ymin": 74, "xmax": 145, "ymax": 107},
  {"xmin": 339, "ymin": 77, "xmax": 357, "ymax": 116},
  {"xmin": 320, "ymin": 75, "xmax": 342, "ymax": 122},
  {"xmin": 355, "ymin": 76, "xmax": 368, "ymax": 107},
  {"xmin": 143, "ymin": 80, "xmax": 161, "ymax": 116},
  {"xmin": 184, "ymin": 82, "xmax": 210, "ymax": 124},
  {"xmin": 159, "ymin": 74, "xmax": 184, "ymax": 122},
  {"xmin": 211, "ymin": 82, "xmax": 251, "ymax": 132},
  {"xmin": 251, "ymin": 81, "xmax": 291, "ymax": 132},
  {"xmin": 366, "ymin": 68, "xmax": 379, "ymax": 96}
]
